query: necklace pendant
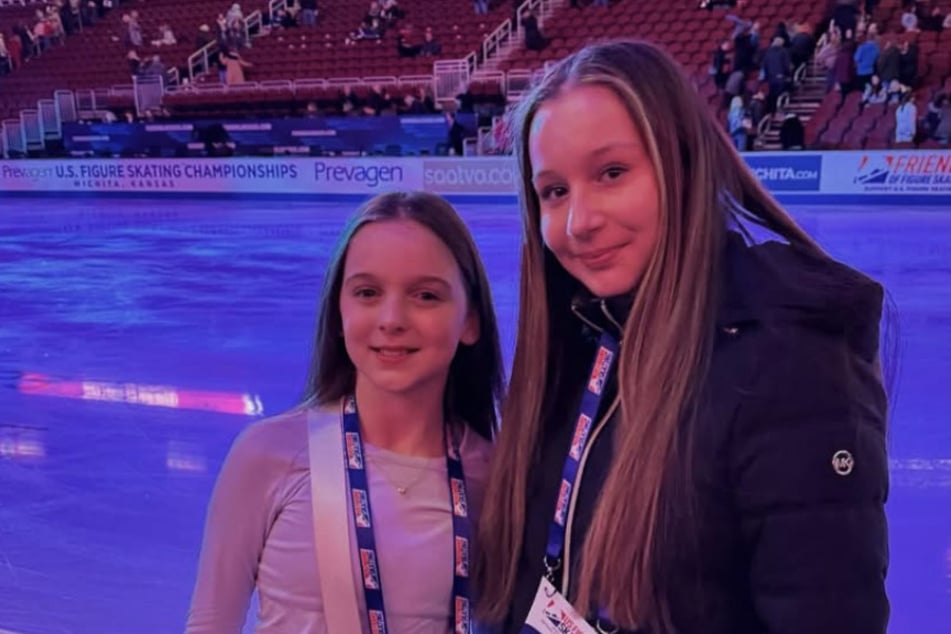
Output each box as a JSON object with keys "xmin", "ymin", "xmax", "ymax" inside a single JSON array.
[{"xmin": 397, "ymin": 487, "xmax": 407, "ymax": 495}]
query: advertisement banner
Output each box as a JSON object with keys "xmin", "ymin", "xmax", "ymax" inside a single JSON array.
[
  {"xmin": 821, "ymin": 150, "xmax": 951, "ymax": 195},
  {"xmin": 2, "ymin": 151, "xmax": 950, "ymax": 200},
  {"xmin": 743, "ymin": 153, "xmax": 823, "ymax": 192},
  {"xmin": 422, "ymin": 158, "xmax": 518, "ymax": 195},
  {"xmin": 0, "ymin": 157, "xmax": 421, "ymax": 195}
]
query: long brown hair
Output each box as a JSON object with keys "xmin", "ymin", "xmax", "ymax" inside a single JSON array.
[
  {"xmin": 476, "ymin": 40, "xmax": 819, "ymax": 630},
  {"xmin": 301, "ymin": 191, "xmax": 506, "ymax": 441}
]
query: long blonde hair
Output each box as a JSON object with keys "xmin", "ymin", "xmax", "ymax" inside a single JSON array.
[{"xmin": 476, "ymin": 40, "xmax": 819, "ymax": 631}]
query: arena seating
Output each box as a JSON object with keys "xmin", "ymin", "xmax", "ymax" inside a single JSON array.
[{"xmin": 2, "ymin": 0, "xmax": 951, "ymax": 150}]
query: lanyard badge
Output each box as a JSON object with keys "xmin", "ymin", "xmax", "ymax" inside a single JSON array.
[
  {"xmin": 342, "ymin": 395, "xmax": 472, "ymax": 634},
  {"xmin": 521, "ymin": 333, "xmax": 620, "ymax": 634}
]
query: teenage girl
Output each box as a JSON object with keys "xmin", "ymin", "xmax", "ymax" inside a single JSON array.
[{"xmin": 477, "ymin": 40, "xmax": 889, "ymax": 634}]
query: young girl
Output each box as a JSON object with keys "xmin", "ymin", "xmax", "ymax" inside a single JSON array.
[
  {"xmin": 476, "ymin": 40, "xmax": 889, "ymax": 634},
  {"xmin": 187, "ymin": 191, "xmax": 505, "ymax": 633}
]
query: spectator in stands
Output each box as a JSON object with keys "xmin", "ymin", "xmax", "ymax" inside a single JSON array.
[
  {"xmin": 833, "ymin": 29, "xmax": 856, "ymax": 92},
  {"xmin": 446, "ymin": 111, "xmax": 466, "ymax": 155},
  {"xmin": 886, "ymin": 78, "xmax": 903, "ymax": 103},
  {"xmin": 381, "ymin": 0, "xmax": 405, "ymax": 23},
  {"xmin": 779, "ymin": 110, "xmax": 805, "ymax": 149},
  {"xmin": 397, "ymin": 32, "xmax": 422, "ymax": 57},
  {"xmin": 417, "ymin": 86, "xmax": 437, "ymax": 113},
  {"xmin": 874, "ymin": 37, "xmax": 900, "ymax": 85},
  {"xmin": 789, "ymin": 22, "xmax": 816, "ymax": 68},
  {"xmin": 127, "ymin": 48, "xmax": 142, "ymax": 75},
  {"xmin": 367, "ymin": 1, "xmax": 382, "ymax": 21},
  {"xmin": 853, "ymin": 33, "xmax": 880, "ymax": 90},
  {"xmin": 922, "ymin": 93, "xmax": 943, "ymax": 137},
  {"xmin": 47, "ymin": 4, "xmax": 65, "ymax": 41},
  {"xmin": 419, "ymin": 27, "xmax": 442, "ymax": 57},
  {"xmin": 730, "ymin": 21, "xmax": 756, "ymax": 72},
  {"xmin": 228, "ymin": 4, "xmax": 245, "ymax": 26},
  {"xmin": 816, "ymin": 27, "xmax": 840, "ymax": 91},
  {"xmin": 364, "ymin": 84, "xmax": 393, "ymax": 115},
  {"xmin": 32, "ymin": 10, "xmax": 53, "ymax": 52},
  {"xmin": 491, "ymin": 112, "xmax": 512, "ymax": 153},
  {"xmin": 710, "ymin": 41, "xmax": 731, "ymax": 90},
  {"xmin": 299, "ymin": 0, "xmax": 318, "ymax": 28},
  {"xmin": 272, "ymin": 7, "xmax": 298, "ymax": 29},
  {"xmin": 762, "ymin": 37, "xmax": 792, "ymax": 111},
  {"xmin": 456, "ymin": 85, "xmax": 476, "ymax": 114},
  {"xmin": 522, "ymin": 10, "xmax": 548, "ymax": 52},
  {"xmin": 0, "ymin": 34, "xmax": 9, "ymax": 76},
  {"xmin": 474, "ymin": 0, "xmax": 489, "ymax": 16},
  {"xmin": 49, "ymin": 9, "xmax": 65, "ymax": 47},
  {"xmin": 749, "ymin": 20, "xmax": 762, "ymax": 49},
  {"xmin": 895, "ymin": 88, "xmax": 917, "ymax": 142},
  {"xmin": 14, "ymin": 23, "xmax": 35, "ymax": 59},
  {"xmin": 831, "ymin": 0, "xmax": 860, "ymax": 36},
  {"xmin": 401, "ymin": 93, "xmax": 427, "ymax": 114},
  {"xmin": 6, "ymin": 28, "xmax": 22, "ymax": 69},
  {"xmin": 125, "ymin": 11, "xmax": 142, "ymax": 48},
  {"xmin": 897, "ymin": 37, "xmax": 918, "ymax": 89},
  {"xmin": 62, "ymin": 0, "xmax": 81, "ymax": 36},
  {"xmin": 141, "ymin": 54, "xmax": 166, "ymax": 79},
  {"xmin": 338, "ymin": 85, "xmax": 362, "ymax": 115},
  {"xmin": 221, "ymin": 48, "xmax": 252, "ymax": 84},
  {"xmin": 900, "ymin": 7, "xmax": 918, "ymax": 32},
  {"xmin": 746, "ymin": 84, "xmax": 768, "ymax": 128},
  {"xmin": 919, "ymin": 6, "xmax": 950, "ymax": 31},
  {"xmin": 725, "ymin": 12, "xmax": 751, "ymax": 39},
  {"xmin": 231, "ymin": 23, "xmax": 249, "ymax": 49},
  {"xmin": 722, "ymin": 67, "xmax": 745, "ymax": 109},
  {"xmin": 924, "ymin": 94, "xmax": 951, "ymax": 142},
  {"xmin": 196, "ymin": 24, "xmax": 215, "ymax": 49},
  {"xmin": 932, "ymin": 97, "xmax": 951, "ymax": 143},
  {"xmin": 289, "ymin": 5, "xmax": 304, "ymax": 28},
  {"xmin": 772, "ymin": 21, "xmax": 791, "ymax": 47},
  {"xmin": 348, "ymin": 18, "xmax": 383, "ymax": 44},
  {"xmin": 153, "ymin": 23, "xmax": 177, "ymax": 47},
  {"xmin": 861, "ymin": 74, "xmax": 887, "ymax": 104},
  {"xmin": 227, "ymin": 4, "xmax": 249, "ymax": 47},
  {"xmin": 727, "ymin": 96, "xmax": 750, "ymax": 150},
  {"xmin": 82, "ymin": 1, "xmax": 99, "ymax": 28}
]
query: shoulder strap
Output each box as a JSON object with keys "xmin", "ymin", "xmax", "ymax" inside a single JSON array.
[{"xmin": 307, "ymin": 404, "xmax": 364, "ymax": 634}]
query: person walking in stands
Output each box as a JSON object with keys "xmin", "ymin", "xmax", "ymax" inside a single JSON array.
[
  {"xmin": 476, "ymin": 39, "xmax": 890, "ymax": 634},
  {"xmin": 186, "ymin": 192, "xmax": 504, "ymax": 634}
]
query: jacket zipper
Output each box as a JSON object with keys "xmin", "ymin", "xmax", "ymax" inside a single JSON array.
[
  {"xmin": 560, "ymin": 299, "xmax": 624, "ymax": 594},
  {"xmin": 561, "ymin": 396, "xmax": 619, "ymax": 594}
]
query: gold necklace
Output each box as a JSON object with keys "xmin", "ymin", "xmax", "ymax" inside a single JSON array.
[{"xmin": 366, "ymin": 455, "xmax": 432, "ymax": 495}]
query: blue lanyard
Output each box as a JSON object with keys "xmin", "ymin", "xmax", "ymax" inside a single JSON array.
[
  {"xmin": 341, "ymin": 395, "xmax": 472, "ymax": 634},
  {"xmin": 537, "ymin": 332, "xmax": 620, "ymax": 632}
]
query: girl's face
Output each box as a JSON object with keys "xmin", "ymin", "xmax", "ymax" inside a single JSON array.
[
  {"xmin": 529, "ymin": 84, "xmax": 662, "ymax": 298},
  {"xmin": 339, "ymin": 219, "xmax": 479, "ymax": 400}
]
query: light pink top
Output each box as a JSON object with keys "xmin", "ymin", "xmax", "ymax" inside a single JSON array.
[{"xmin": 185, "ymin": 407, "xmax": 493, "ymax": 634}]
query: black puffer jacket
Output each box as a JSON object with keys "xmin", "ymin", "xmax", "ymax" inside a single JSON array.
[{"xmin": 500, "ymin": 231, "xmax": 889, "ymax": 634}]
